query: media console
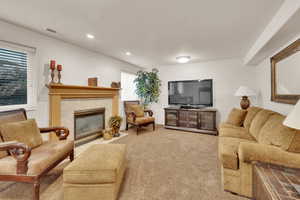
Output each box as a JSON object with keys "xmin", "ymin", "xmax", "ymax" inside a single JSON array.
[{"xmin": 164, "ymin": 107, "xmax": 218, "ymax": 135}]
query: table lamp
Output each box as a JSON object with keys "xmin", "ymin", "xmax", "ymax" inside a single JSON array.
[
  {"xmin": 234, "ymin": 86, "xmax": 256, "ymax": 109},
  {"xmin": 283, "ymin": 100, "xmax": 300, "ymax": 130}
]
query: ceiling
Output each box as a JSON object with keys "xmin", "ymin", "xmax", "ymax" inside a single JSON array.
[{"xmin": 0, "ymin": 0, "xmax": 284, "ymax": 67}]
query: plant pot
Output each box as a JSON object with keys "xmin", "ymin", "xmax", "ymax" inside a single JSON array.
[{"xmin": 112, "ymin": 126, "xmax": 120, "ymax": 137}]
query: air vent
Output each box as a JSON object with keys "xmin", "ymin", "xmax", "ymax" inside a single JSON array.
[{"xmin": 46, "ymin": 28, "xmax": 57, "ymax": 33}]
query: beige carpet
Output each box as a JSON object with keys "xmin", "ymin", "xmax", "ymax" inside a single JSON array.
[{"xmin": 0, "ymin": 127, "xmax": 246, "ymax": 200}]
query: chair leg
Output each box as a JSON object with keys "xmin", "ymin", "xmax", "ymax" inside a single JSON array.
[
  {"xmin": 33, "ymin": 181, "xmax": 40, "ymax": 200},
  {"xmin": 153, "ymin": 122, "xmax": 155, "ymax": 131},
  {"xmin": 70, "ymin": 149, "xmax": 74, "ymax": 161},
  {"xmin": 126, "ymin": 123, "xmax": 129, "ymax": 131},
  {"xmin": 136, "ymin": 125, "xmax": 139, "ymax": 135}
]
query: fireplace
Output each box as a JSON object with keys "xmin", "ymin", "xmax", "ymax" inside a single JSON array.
[{"xmin": 74, "ymin": 108, "xmax": 105, "ymax": 141}]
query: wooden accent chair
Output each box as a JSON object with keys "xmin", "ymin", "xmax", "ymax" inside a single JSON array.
[
  {"xmin": 124, "ymin": 100, "xmax": 155, "ymax": 134},
  {"xmin": 0, "ymin": 109, "xmax": 74, "ymax": 200}
]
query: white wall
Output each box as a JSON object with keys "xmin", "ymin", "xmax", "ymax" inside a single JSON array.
[
  {"xmin": 150, "ymin": 58, "xmax": 258, "ymax": 125},
  {"xmin": 0, "ymin": 20, "xmax": 141, "ymax": 126},
  {"xmin": 254, "ymin": 34, "xmax": 300, "ymax": 116}
]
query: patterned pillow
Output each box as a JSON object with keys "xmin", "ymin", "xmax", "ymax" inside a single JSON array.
[{"xmin": 0, "ymin": 119, "xmax": 43, "ymax": 149}]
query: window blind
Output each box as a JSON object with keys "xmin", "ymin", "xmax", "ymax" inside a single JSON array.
[{"xmin": 0, "ymin": 48, "xmax": 27, "ymax": 106}]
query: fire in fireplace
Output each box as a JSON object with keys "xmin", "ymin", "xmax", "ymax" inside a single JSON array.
[{"xmin": 74, "ymin": 108, "xmax": 105, "ymax": 141}]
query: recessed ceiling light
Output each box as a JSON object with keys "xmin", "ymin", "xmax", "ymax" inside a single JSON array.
[
  {"xmin": 176, "ymin": 56, "xmax": 191, "ymax": 64},
  {"xmin": 86, "ymin": 34, "xmax": 95, "ymax": 39},
  {"xmin": 125, "ymin": 52, "xmax": 132, "ymax": 56}
]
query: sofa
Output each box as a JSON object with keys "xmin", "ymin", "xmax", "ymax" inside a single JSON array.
[
  {"xmin": 219, "ymin": 106, "xmax": 300, "ymax": 198},
  {"xmin": 0, "ymin": 109, "xmax": 74, "ymax": 200}
]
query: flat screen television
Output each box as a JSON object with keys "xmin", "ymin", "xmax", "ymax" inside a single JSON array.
[{"xmin": 168, "ymin": 79, "xmax": 213, "ymax": 106}]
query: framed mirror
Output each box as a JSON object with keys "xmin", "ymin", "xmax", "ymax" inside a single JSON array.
[{"xmin": 271, "ymin": 39, "xmax": 300, "ymax": 105}]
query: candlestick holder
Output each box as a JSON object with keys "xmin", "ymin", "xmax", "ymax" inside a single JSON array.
[
  {"xmin": 50, "ymin": 68, "xmax": 55, "ymax": 84},
  {"xmin": 49, "ymin": 60, "xmax": 56, "ymax": 84},
  {"xmin": 57, "ymin": 65, "xmax": 62, "ymax": 84}
]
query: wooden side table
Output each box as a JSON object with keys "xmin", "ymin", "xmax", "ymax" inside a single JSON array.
[{"xmin": 253, "ymin": 162, "xmax": 300, "ymax": 200}]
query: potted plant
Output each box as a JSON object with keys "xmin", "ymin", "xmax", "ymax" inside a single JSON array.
[
  {"xmin": 108, "ymin": 116, "xmax": 123, "ymax": 137},
  {"xmin": 134, "ymin": 68, "xmax": 161, "ymax": 108}
]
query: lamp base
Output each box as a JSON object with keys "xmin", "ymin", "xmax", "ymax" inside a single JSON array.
[{"xmin": 240, "ymin": 96, "xmax": 250, "ymax": 110}]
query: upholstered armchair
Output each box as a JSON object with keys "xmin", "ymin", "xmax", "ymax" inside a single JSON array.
[
  {"xmin": 124, "ymin": 101, "xmax": 155, "ymax": 134},
  {"xmin": 0, "ymin": 109, "xmax": 74, "ymax": 200}
]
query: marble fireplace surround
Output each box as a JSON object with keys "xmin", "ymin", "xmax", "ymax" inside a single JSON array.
[{"xmin": 47, "ymin": 84, "xmax": 119, "ymax": 140}]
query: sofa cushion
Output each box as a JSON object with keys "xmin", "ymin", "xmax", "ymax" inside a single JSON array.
[
  {"xmin": 226, "ymin": 108, "xmax": 247, "ymax": 127},
  {"xmin": 0, "ymin": 119, "xmax": 43, "ymax": 149},
  {"xmin": 64, "ymin": 144, "xmax": 127, "ymax": 184},
  {"xmin": 129, "ymin": 104, "xmax": 144, "ymax": 117},
  {"xmin": 243, "ymin": 107, "xmax": 263, "ymax": 130},
  {"xmin": 219, "ymin": 122, "xmax": 239, "ymax": 129},
  {"xmin": 219, "ymin": 126, "xmax": 255, "ymax": 141},
  {"xmin": 0, "ymin": 137, "xmax": 8, "ymax": 159},
  {"xmin": 287, "ymin": 132, "xmax": 300, "ymax": 153},
  {"xmin": 0, "ymin": 140, "xmax": 74, "ymax": 175},
  {"xmin": 219, "ymin": 137, "xmax": 255, "ymax": 170},
  {"xmin": 249, "ymin": 110, "xmax": 275, "ymax": 140},
  {"xmin": 258, "ymin": 114, "xmax": 296, "ymax": 150}
]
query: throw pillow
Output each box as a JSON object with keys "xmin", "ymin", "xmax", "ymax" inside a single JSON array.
[
  {"xmin": 129, "ymin": 104, "xmax": 144, "ymax": 117},
  {"xmin": 0, "ymin": 119, "xmax": 43, "ymax": 149},
  {"xmin": 226, "ymin": 108, "xmax": 247, "ymax": 126},
  {"xmin": 0, "ymin": 137, "xmax": 8, "ymax": 158}
]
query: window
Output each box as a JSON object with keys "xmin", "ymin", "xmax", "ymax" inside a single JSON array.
[
  {"xmin": 121, "ymin": 72, "xmax": 138, "ymax": 101},
  {"xmin": 0, "ymin": 45, "xmax": 35, "ymax": 110}
]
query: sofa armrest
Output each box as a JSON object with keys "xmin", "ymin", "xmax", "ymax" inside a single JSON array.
[
  {"xmin": 40, "ymin": 127, "xmax": 70, "ymax": 140},
  {"xmin": 144, "ymin": 109, "xmax": 153, "ymax": 117},
  {"xmin": 238, "ymin": 142, "xmax": 300, "ymax": 169},
  {"xmin": 0, "ymin": 141, "xmax": 31, "ymax": 174}
]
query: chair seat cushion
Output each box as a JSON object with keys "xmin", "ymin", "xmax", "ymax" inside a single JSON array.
[
  {"xmin": 128, "ymin": 116, "xmax": 155, "ymax": 124},
  {"xmin": 0, "ymin": 119, "xmax": 43, "ymax": 149},
  {"xmin": 0, "ymin": 140, "xmax": 74, "ymax": 175},
  {"xmin": 64, "ymin": 144, "xmax": 127, "ymax": 184},
  {"xmin": 219, "ymin": 126, "xmax": 255, "ymax": 141},
  {"xmin": 219, "ymin": 137, "xmax": 255, "ymax": 170}
]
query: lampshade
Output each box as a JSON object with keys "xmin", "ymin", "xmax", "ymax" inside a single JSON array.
[
  {"xmin": 283, "ymin": 100, "xmax": 300, "ymax": 130},
  {"xmin": 234, "ymin": 86, "xmax": 256, "ymax": 97}
]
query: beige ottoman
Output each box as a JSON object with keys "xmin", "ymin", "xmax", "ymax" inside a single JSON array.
[{"xmin": 63, "ymin": 144, "xmax": 127, "ymax": 200}]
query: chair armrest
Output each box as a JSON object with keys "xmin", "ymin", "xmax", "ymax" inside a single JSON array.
[
  {"xmin": 0, "ymin": 141, "xmax": 31, "ymax": 174},
  {"xmin": 126, "ymin": 112, "xmax": 136, "ymax": 122},
  {"xmin": 238, "ymin": 142, "xmax": 300, "ymax": 169},
  {"xmin": 144, "ymin": 109, "xmax": 153, "ymax": 117},
  {"xmin": 39, "ymin": 127, "xmax": 70, "ymax": 140}
]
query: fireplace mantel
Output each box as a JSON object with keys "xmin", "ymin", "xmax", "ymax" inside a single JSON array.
[{"xmin": 47, "ymin": 84, "xmax": 120, "ymax": 140}]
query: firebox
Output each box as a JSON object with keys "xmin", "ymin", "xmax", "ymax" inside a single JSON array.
[{"xmin": 74, "ymin": 107, "xmax": 105, "ymax": 141}]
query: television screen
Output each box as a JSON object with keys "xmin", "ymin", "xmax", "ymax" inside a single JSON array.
[{"xmin": 168, "ymin": 79, "xmax": 213, "ymax": 106}]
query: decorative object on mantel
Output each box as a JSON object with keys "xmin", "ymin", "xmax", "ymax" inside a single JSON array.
[
  {"xmin": 108, "ymin": 116, "xmax": 123, "ymax": 137},
  {"xmin": 57, "ymin": 64, "xmax": 62, "ymax": 84},
  {"xmin": 234, "ymin": 86, "xmax": 256, "ymax": 109},
  {"xmin": 103, "ymin": 128, "xmax": 113, "ymax": 140},
  {"xmin": 50, "ymin": 60, "xmax": 56, "ymax": 84},
  {"xmin": 111, "ymin": 81, "xmax": 121, "ymax": 88},
  {"xmin": 134, "ymin": 68, "xmax": 161, "ymax": 107},
  {"xmin": 88, "ymin": 77, "xmax": 98, "ymax": 86},
  {"xmin": 49, "ymin": 60, "xmax": 63, "ymax": 85}
]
